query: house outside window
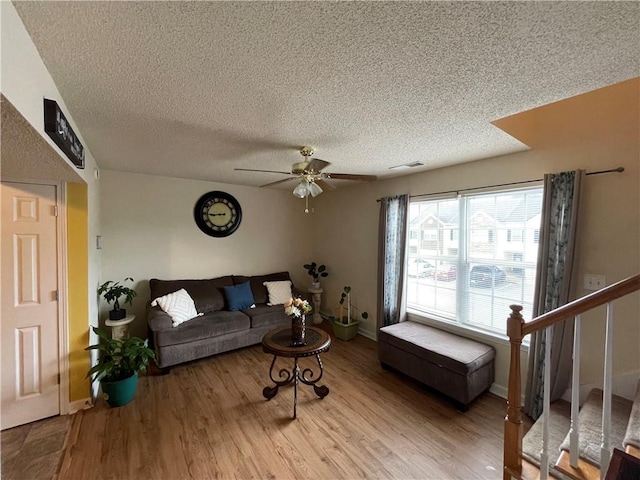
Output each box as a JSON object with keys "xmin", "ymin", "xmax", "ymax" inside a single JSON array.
[{"xmin": 406, "ymin": 187, "xmax": 543, "ymax": 337}]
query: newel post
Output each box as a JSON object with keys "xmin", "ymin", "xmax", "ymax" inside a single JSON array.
[{"xmin": 504, "ymin": 304, "xmax": 524, "ymax": 480}]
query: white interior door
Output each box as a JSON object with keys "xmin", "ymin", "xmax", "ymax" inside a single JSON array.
[{"xmin": 1, "ymin": 182, "xmax": 60, "ymax": 430}]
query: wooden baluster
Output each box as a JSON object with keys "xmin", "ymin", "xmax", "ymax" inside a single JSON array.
[
  {"xmin": 569, "ymin": 314, "xmax": 581, "ymax": 467},
  {"xmin": 600, "ymin": 302, "xmax": 614, "ymax": 478},
  {"xmin": 504, "ymin": 304, "xmax": 524, "ymax": 480}
]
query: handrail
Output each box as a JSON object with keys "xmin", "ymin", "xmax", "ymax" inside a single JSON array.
[
  {"xmin": 503, "ymin": 273, "xmax": 640, "ymax": 480},
  {"xmin": 522, "ymin": 274, "xmax": 640, "ymax": 336}
]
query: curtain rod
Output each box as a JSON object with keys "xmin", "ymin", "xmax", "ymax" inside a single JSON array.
[{"xmin": 376, "ymin": 167, "xmax": 624, "ymax": 202}]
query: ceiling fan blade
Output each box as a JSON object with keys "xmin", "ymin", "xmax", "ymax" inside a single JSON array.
[
  {"xmin": 235, "ymin": 168, "xmax": 292, "ymax": 175},
  {"xmin": 307, "ymin": 158, "xmax": 331, "ymax": 172},
  {"xmin": 260, "ymin": 177, "xmax": 298, "ymax": 188},
  {"xmin": 315, "ymin": 179, "xmax": 336, "ymax": 191},
  {"xmin": 326, "ymin": 173, "xmax": 378, "ymax": 182}
]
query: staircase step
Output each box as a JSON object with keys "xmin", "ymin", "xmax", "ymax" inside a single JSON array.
[
  {"xmin": 622, "ymin": 379, "xmax": 640, "ymax": 451},
  {"xmin": 522, "ymin": 400, "xmax": 572, "ymax": 479},
  {"xmin": 555, "ymin": 450, "xmax": 601, "ymax": 480},
  {"xmin": 559, "ymin": 388, "xmax": 633, "ymax": 467}
]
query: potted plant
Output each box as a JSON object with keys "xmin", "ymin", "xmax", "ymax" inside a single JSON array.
[
  {"xmin": 329, "ymin": 286, "xmax": 368, "ymax": 341},
  {"xmin": 98, "ymin": 277, "xmax": 137, "ymax": 320},
  {"xmin": 303, "ymin": 262, "xmax": 328, "ymax": 288},
  {"xmin": 85, "ymin": 326, "xmax": 155, "ymax": 407}
]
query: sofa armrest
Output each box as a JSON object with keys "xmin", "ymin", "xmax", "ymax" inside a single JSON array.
[{"xmin": 147, "ymin": 305, "xmax": 172, "ymax": 331}]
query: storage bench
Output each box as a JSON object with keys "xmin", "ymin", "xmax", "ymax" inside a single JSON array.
[{"xmin": 378, "ymin": 321, "xmax": 495, "ymax": 410}]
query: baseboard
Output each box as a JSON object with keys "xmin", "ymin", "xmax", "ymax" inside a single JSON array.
[
  {"xmin": 68, "ymin": 397, "xmax": 93, "ymax": 414},
  {"xmin": 490, "ymin": 383, "xmax": 508, "ymax": 399},
  {"xmin": 357, "ymin": 328, "xmax": 376, "ymax": 341}
]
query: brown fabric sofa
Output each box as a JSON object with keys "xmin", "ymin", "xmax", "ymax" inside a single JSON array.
[{"xmin": 147, "ymin": 271, "xmax": 307, "ymax": 369}]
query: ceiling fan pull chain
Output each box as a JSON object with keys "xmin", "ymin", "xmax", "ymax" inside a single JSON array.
[{"xmin": 305, "ymin": 195, "xmax": 309, "ymax": 214}]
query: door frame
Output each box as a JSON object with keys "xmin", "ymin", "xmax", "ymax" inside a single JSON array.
[{"xmin": 2, "ymin": 178, "xmax": 70, "ymax": 415}]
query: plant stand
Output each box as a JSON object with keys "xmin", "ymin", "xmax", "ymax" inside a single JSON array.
[
  {"xmin": 105, "ymin": 315, "xmax": 135, "ymax": 340},
  {"xmin": 308, "ymin": 286, "xmax": 323, "ymax": 324}
]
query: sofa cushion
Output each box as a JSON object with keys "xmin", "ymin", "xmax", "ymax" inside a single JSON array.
[
  {"xmin": 150, "ymin": 288, "xmax": 202, "ymax": 327},
  {"xmin": 379, "ymin": 322, "xmax": 495, "ymax": 375},
  {"xmin": 154, "ymin": 310, "xmax": 250, "ymax": 347},
  {"xmin": 263, "ymin": 280, "xmax": 293, "ymax": 305},
  {"xmin": 223, "ymin": 281, "xmax": 256, "ymax": 311},
  {"xmin": 241, "ymin": 304, "xmax": 289, "ymax": 329},
  {"xmin": 149, "ymin": 277, "xmax": 233, "ymax": 313},
  {"xmin": 233, "ymin": 271, "xmax": 291, "ymax": 305}
]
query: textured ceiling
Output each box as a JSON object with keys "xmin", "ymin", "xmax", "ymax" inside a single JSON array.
[{"xmin": 12, "ymin": 1, "xmax": 640, "ymax": 190}]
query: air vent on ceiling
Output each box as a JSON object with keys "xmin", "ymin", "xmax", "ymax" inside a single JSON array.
[{"xmin": 389, "ymin": 161, "xmax": 424, "ymax": 170}]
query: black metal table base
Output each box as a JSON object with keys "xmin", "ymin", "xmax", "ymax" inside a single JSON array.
[{"xmin": 262, "ymin": 353, "xmax": 330, "ymax": 419}]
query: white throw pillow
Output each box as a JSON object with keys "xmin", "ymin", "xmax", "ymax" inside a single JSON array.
[
  {"xmin": 151, "ymin": 288, "xmax": 203, "ymax": 327},
  {"xmin": 263, "ymin": 280, "xmax": 293, "ymax": 306}
]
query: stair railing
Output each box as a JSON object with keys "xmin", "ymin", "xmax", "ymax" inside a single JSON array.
[{"xmin": 503, "ymin": 273, "xmax": 640, "ymax": 480}]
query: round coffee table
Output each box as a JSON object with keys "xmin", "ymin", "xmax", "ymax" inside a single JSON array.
[{"xmin": 262, "ymin": 325, "xmax": 331, "ymax": 419}]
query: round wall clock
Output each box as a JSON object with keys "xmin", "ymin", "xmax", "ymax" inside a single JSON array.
[{"xmin": 194, "ymin": 191, "xmax": 242, "ymax": 237}]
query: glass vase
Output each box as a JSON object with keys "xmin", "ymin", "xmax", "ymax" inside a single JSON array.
[{"xmin": 291, "ymin": 314, "xmax": 306, "ymax": 346}]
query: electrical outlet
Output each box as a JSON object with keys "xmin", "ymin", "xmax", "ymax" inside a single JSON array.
[{"xmin": 584, "ymin": 274, "xmax": 606, "ymax": 291}]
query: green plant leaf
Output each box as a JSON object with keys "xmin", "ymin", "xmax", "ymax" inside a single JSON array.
[{"xmin": 85, "ymin": 327, "xmax": 155, "ymax": 382}]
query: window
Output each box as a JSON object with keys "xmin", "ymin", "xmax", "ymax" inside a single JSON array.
[
  {"xmin": 507, "ymin": 229, "xmax": 523, "ymax": 242},
  {"xmin": 406, "ymin": 188, "xmax": 543, "ymax": 336}
]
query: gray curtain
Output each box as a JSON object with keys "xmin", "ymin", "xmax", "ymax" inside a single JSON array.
[
  {"xmin": 376, "ymin": 194, "xmax": 409, "ymax": 329},
  {"xmin": 524, "ymin": 170, "xmax": 585, "ymax": 420}
]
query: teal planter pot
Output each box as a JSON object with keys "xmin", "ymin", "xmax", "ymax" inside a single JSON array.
[{"xmin": 101, "ymin": 373, "xmax": 138, "ymax": 407}]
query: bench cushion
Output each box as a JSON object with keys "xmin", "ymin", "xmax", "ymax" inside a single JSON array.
[{"xmin": 379, "ymin": 322, "xmax": 495, "ymax": 375}]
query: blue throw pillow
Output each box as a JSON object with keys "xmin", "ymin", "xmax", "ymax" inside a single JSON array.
[{"xmin": 223, "ymin": 282, "xmax": 255, "ymax": 311}]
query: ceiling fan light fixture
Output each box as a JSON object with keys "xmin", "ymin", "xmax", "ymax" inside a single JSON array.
[
  {"xmin": 293, "ymin": 180, "xmax": 310, "ymax": 198},
  {"xmin": 292, "ymin": 161, "xmax": 309, "ymax": 174},
  {"xmin": 308, "ymin": 181, "xmax": 323, "ymax": 197}
]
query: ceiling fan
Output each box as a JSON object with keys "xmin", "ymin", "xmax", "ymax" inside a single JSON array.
[{"xmin": 235, "ymin": 146, "xmax": 377, "ymax": 198}]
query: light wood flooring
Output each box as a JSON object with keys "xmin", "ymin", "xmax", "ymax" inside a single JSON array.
[{"xmin": 9, "ymin": 328, "xmax": 512, "ymax": 479}]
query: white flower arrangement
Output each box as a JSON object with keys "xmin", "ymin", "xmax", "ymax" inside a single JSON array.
[{"xmin": 284, "ymin": 297, "xmax": 312, "ymax": 318}]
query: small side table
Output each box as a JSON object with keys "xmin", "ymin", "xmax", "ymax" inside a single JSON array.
[
  {"xmin": 308, "ymin": 287, "xmax": 323, "ymax": 324},
  {"xmin": 105, "ymin": 315, "xmax": 135, "ymax": 341},
  {"xmin": 262, "ymin": 326, "xmax": 331, "ymax": 419}
]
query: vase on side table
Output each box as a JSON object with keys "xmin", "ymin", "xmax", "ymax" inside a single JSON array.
[{"xmin": 291, "ymin": 315, "xmax": 306, "ymax": 346}]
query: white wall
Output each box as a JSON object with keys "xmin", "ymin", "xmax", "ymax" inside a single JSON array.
[{"xmin": 100, "ymin": 170, "xmax": 315, "ymax": 338}]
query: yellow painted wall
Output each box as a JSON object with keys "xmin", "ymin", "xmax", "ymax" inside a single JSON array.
[{"xmin": 66, "ymin": 182, "xmax": 90, "ymax": 402}]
